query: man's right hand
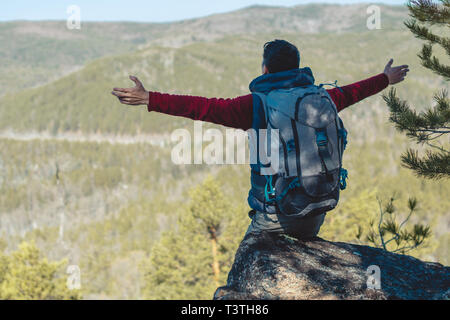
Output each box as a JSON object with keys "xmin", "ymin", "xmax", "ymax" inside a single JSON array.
[
  {"xmin": 384, "ymin": 59, "xmax": 409, "ymax": 85},
  {"xmin": 112, "ymin": 76, "xmax": 149, "ymax": 106}
]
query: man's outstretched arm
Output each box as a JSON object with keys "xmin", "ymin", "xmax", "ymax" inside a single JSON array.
[
  {"xmin": 147, "ymin": 92, "xmax": 253, "ymax": 130},
  {"xmin": 111, "ymin": 59, "xmax": 409, "ymax": 130},
  {"xmin": 329, "ymin": 59, "xmax": 409, "ymax": 112},
  {"xmin": 111, "ymin": 75, "xmax": 253, "ymax": 130}
]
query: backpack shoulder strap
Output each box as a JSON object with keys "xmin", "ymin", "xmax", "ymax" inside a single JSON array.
[{"xmin": 253, "ymin": 92, "xmax": 269, "ymax": 126}]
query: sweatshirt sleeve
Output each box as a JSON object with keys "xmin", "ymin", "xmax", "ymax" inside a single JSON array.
[
  {"xmin": 147, "ymin": 92, "xmax": 254, "ymax": 130},
  {"xmin": 146, "ymin": 72, "xmax": 389, "ymax": 129},
  {"xmin": 327, "ymin": 73, "xmax": 389, "ymax": 112}
]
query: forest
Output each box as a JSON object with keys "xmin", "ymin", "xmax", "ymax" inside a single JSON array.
[{"xmin": 0, "ymin": 3, "xmax": 448, "ymax": 299}]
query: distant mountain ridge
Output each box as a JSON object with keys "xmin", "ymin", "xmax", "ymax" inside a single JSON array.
[{"xmin": 0, "ymin": 3, "xmax": 408, "ymax": 93}]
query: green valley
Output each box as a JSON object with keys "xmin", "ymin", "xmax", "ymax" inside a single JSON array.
[{"xmin": 0, "ymin": 3, "xmax": 448, "ymax": 299}]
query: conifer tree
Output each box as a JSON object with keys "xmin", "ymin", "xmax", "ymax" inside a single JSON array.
[
  {"xmin": 383, "ymin": 0, "xmax": 450, "ymax": 179},
  {"xmin": 366, "ymin": 195, "xmax": 432, "ymax": 254},
  {"xmin": 141, "ymin": 176, "xmax": 247, "ymax": 299},
  {"xmin": 0, "ymin": 242, "xmax": 81, "ymax": 299}
]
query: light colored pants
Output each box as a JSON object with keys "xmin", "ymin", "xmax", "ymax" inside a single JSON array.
[{"xmin": 244, "ymin": 210, "xmax": 326, "ymax": 239}]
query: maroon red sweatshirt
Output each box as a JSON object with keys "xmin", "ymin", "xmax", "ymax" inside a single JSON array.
[{"xmin": 147, "ymin": 73, "xmax": 389, "ymax": 130}]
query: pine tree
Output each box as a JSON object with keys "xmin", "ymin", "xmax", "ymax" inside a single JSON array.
[
  {"xmin": 383, "ymin": 0, "xmax": 450, "ymax": 179},
  {"xmin": 0, "ymin": 242, "xmax": 81, "ymax": 299},
  {"xmin": 141, "ymin": 176, "xmax": 248, "ymax": 300},
  {"xmin": 365, "ymin": 195, "xmax": 432, "ymax": 254}
]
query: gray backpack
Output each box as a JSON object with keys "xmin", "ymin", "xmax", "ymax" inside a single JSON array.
[{"xmin": 254, "ymin": 84, "xmax": 348, "ymax": 217}]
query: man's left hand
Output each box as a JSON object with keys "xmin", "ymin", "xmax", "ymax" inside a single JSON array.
[{"xmin": 384, "ymin": 59, "xmax": 409, "ymax": 85}]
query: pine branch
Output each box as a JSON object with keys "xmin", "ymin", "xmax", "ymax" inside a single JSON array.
[
  {"xmin": 377, "ymin": 198, "xmax": 387, "ymax": 250},
  {"xmin": 405, "ymin": 19, "xmax": 450, "ymax": 58},
  {"xmin": 391, "ymin": 224, "xmax": 431, "ymax": 253},
  {"xmin": 434, "ymin": 88, "xmax": 450, "ymax": 112},
  {"xmin": 405, "ymin": 1, "xmax": 450, "ymax": 80},
  {"xmin": 407, "ymin": 0, "xmax": 450, "ymax": 25},
  {"xmin": 368, "ymin": 196, "xmax": 431, "ymax": 253},
  {"xmin": 384, "ymin": 88, "xmax": 449, "ymax": 179},
  {"xmin": 419, "ymin": 44, "xmax": 450, "ymax": 80},
  {"xmin": 404, "ymin": 19, "xmax": 446, "ymax": 45},
  {"xmin": 425, "ymin": 140, "xmax": 450, "ymax": 153},
  {"xmin": 392, "ymin": 244, "xmax": 421, "ymax": 253},
  {"xmin": 398, "ymin": 200, "xmax": 416, "ymax": 230},
  {"xmin": 383, "ymin": 88, "xmax": 450, "ymax": 139},
  {"xmin": 401, "ymin": 148, "xmax": 450, "ymax": 179}
]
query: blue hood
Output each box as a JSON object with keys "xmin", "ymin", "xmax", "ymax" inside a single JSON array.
[{"xmin": 249, "ymin": 67, "xmax": 315, "ymax": 94}]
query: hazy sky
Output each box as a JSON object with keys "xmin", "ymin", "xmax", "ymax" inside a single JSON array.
[{"xmin": 2, "ymin": 0, "xmax": 407, "ymax": 22}]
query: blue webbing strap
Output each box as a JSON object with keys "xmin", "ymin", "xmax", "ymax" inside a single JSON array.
[
  {"xmin": 264, "ymin": 176, "xmax": 300, "ymax": 203},
  {"xmin": 319, "ymin": 80, "xmax": 344, "ymax": 93},
  {"xmin": 340, "ymin": 168, "xmax": 348, "ymax": 190}
]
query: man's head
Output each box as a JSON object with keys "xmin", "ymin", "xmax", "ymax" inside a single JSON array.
[{"xmin": 262, "ymin": 39, "xmax": 300, "ymax": 75}]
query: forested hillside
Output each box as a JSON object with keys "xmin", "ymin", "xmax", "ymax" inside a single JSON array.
[
  {"xmin": 0, "ymin": 3, "xmax": 407, "ymax": 94},
  {"xmin": 0, "ymin": 3, "xmax": 448, "ymax": 299},
  {"xmin": 0, "ymin": 31, "xmax": 443, "ymax": 135}
]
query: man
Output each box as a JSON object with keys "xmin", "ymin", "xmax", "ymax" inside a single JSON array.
[{"xmin": 112, "ymin": 39, "xmax": 409, "ymax": 239}]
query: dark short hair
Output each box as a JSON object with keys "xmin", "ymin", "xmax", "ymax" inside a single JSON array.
[{"xmin": 263, "ymin": 40, "xmax": 300, "ymax": 73}]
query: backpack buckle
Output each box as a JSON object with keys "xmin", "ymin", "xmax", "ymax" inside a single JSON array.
[
  {"xmin": 264, "ymin": 175, "xmax": 277, "ymax": 203},
  {"xmin": 338, "ymin": 128, "xmax": 348, "ymax": 150},
  {"xmin": 340, "ymin": 168, "xmax": 348, "ymax": 190},
  {"xmin": 316, "ymin": 131, "xmax": 328, "ymax": 147},
  {"xmin": 268, "ymin": 190, "xmax": 276, "ymax": 200}
]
